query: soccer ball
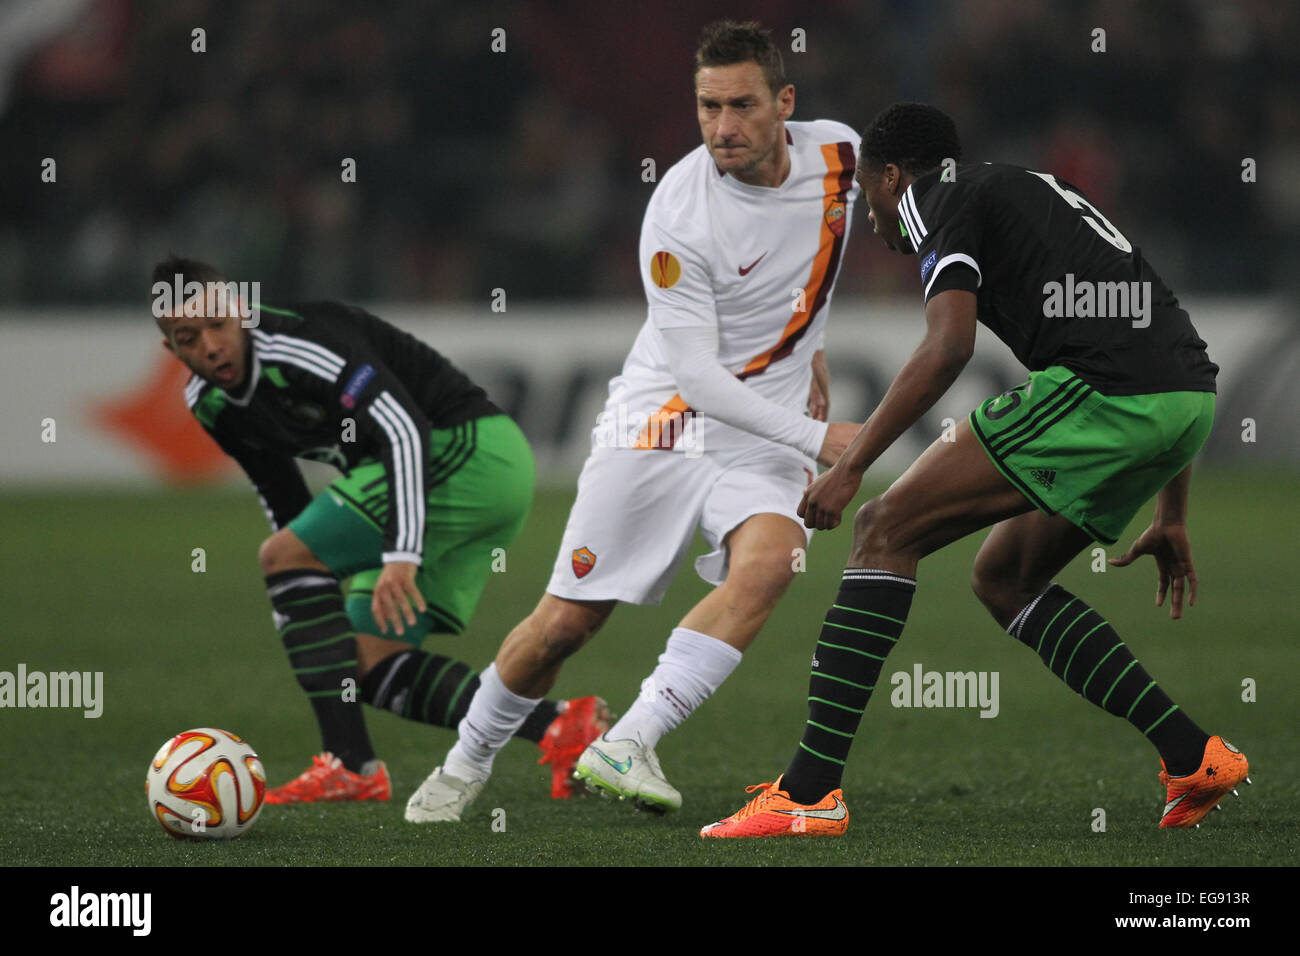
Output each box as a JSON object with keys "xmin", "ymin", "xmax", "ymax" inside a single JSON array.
[{"xmin": 146, "ymin": 728, "xmax": 266, "ymax": 840}]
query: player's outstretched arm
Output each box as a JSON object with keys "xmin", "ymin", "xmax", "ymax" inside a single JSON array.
[
  {"xmin": 660, "ymin": 325, "xmax": 854, "ymax": 461},
  {"xmin": 798, "ymin": 289, "xmax": 976, "ymax": 530},
  {"xmin": 1108, "ymin": 465, "xmax": 1198, "ymax": 619}
]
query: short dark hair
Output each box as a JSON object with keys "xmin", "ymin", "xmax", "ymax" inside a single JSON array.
[
  {"xmin": 861, "ymin": 103, "xmax": 962, "ymax": 177},
  {"xmin": 151, "ymin": 254, "xmax": 225, "ymax": 294},
  {"xmin": 694, "ymin": 20, "xmax": 786, "ymax": 96},
  {"xmin": 150, "ymin": 255, "xmax": 228, "ymax": 326}
]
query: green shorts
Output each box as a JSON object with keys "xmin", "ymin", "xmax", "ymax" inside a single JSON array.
[
  {"xmin": 288, "ymin": 414, "xmax": 534, "ymax": 642},
  {"xmin": 969, "ymin": 366, "xmax": 1214, "ymax": 544}
]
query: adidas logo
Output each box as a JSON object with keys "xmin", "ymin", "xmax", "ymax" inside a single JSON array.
[{"xmin": 1029, "ymin": 468, "xmax": 1057, "ymax": 490}]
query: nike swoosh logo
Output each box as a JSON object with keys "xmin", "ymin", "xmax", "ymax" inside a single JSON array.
[
  {"xmin": 590, "ymin": 748, "xmax": 632, "ymax": 775},
  {"xmin": 1162, "ymin": 792, "xmax": 1190, "ymax": 818},
  {"xmin": 738, "ymin": 252, "xmax": 768, "ymax": 276},
  {"xmin": 773, "ymin": 796, "xmax": 848, "ymax": 821}
]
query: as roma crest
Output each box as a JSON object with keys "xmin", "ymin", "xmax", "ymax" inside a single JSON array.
[
  {"xmin": 825, "ymin": 201, "xmax": 846, "ymax": 238},
  {"xmin": 571, "ymin": 546, "xmax": 597, "ymax": 579}
]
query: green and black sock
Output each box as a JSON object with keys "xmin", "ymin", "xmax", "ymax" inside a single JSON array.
[
  {"xmin": 782, "ymin": 570, "xmax": 915, "ymax": 804},
  {"xmin": 359, "ymin": 649, "xmax": 560, "ymax": 743},
  {"xmin": 266, "ymin": 569, "xmax": 375, "ymax": 772},
  {"xmin": 1009, "ymin": 583, "xmax": 1208, "ymax": 775}
]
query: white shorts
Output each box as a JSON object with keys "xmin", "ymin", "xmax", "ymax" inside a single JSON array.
[{"xmin": 546, "ymin": 442, "xmax": 816, "ymax": 605}]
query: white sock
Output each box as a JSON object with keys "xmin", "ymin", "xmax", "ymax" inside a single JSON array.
[
  {"xmin": 444, "ymin": 664, "xmax": 539, "ymax": 783},
  {"xmin": 606, "ymin": 627, "xmax": 742, "ymax": 749}
]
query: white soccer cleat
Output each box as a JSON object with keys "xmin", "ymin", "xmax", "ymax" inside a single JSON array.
[
  {"xmin": 572, "ymin": 733, "xmax": 682, "ymax": 813},
  {"xmin": 404, "ymin": 766, "xmax": 483, "ymax": 823}
]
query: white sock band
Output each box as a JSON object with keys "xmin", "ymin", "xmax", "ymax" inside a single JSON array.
[
  {"xmin": 1006, "ymin": 585, "xmax": 1052, "ymax": 640},
  {"xmin": 444, "ymin": 663, "xmax": 538, "ymax": 783},
  {"xmin": 607, "ymin": 627, "xmax": 743, "ymax": 749}
]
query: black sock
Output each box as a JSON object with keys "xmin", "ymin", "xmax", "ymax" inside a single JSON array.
[
  {"xmin": 266, "ymin": 569, "xmax": 375, "ymax": 772},
  {"xmin": 359, "ymin": 649, "xmax": 560, "ymax": 743},
  {"xmin": 783, "ymin": 570, "xmax": 915, "ymax": 804},
  {"xmin": 1009, "ymin": 584, "xmax": 1209, "ymax": 775}
]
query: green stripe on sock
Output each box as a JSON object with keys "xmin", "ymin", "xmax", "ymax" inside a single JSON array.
[
  {"xmin": 293, "ymin": 658, "xmax": 357, "ymax": 675},
  {"xmin": 279, "ymin": 594, "xmax": 340, "ymax": 609},
  {"xmin": 798, "ymin": 741, "xmax": 846, "ymax": 766},
  {"xmin": 1080, "ymin": 642, "xmax": 1124, "ymax": 697},
  {"xmin": 419, "ymin": 658, "xmax": 457, "ymax": 721},
  {"xmin": 1048, "ymin": 609, "xmax": 1091, "ymax": 673},
  {"xmin": 1143, "ymin": 704, "xmax": 1180, "ymax": 736},
  {"xmin": 1061, "ymin": 621, "xmax": 1108, "ymax": 685},
  {"xmin": 1126, "ymin": 680, "xmax": 1157, "ymax": 720},
  {"xmin": 1037, "ymin": 599, "xmax": 1079, "ymax": 654},
  {"xmin": 817, "ymin": 638, "xmax": 887, "ymax": 661},
  {"xmin": 806, "ymin": 719, "xmax": 855, "ymax": 739},
  {"xmin": 811, "ymin": 671, "xmax": 873, "ymax": 691},
  {"xmin": 402, "ymin": 653, "xmax": 438, "ymax": 718},
  {"xmin": 807, "ymin": 695, "xmax": 865, "ymax": 714},
  {"xmin": 442, "ymin": 671, "xmax": 476, "ymax": 725},
  {"xmin": 286, "ymin": 632, "xmax": 354, "ymax": 655},
  {"xmin": 823, "ymin": 621, "xmax": 898, "ymax": 643},
  {"xmin": 832, "ymin": 604, "xmax": 904, "ymax": 627},
  {"xmin": 280, "ymin": 611, "xmax": 348, "ymax": 635},
  {"xmin": 1101, "ymin": 660, "xmax": 1139, "ymax": 709}
]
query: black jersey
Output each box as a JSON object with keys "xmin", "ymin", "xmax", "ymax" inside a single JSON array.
[
  {"xmin": 184, "ymin": 301, "xmax": 501, "ymax": 564},
  {"xmin": 901, "ymin": 163, "xmax": 1217, "ymax": 395}
]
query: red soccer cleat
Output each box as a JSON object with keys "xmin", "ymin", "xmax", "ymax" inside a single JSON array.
[
  {"xmin": 700, "ymin": 776, "xmax": 849, "ymax": 838},
  {"xmin": 1158, "ymin": 735, "xmax": 1249, "ymax": 829},
  {"xmin": 538, "ymin": 697, "xmax": 611, "ymax": 798},
  {"xmin": 264, "ymin": 752, "xmax": 391, "ymax": 804}
]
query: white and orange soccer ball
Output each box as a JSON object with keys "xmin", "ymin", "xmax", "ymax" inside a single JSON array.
[{"xmin": 146, "ymin": 728, "xmax": 266, "ymax": 840}]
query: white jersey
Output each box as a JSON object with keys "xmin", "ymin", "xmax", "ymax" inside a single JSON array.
[{"xmin": 606, "ymin": 119, "xmax": 860, "ymax": 455}]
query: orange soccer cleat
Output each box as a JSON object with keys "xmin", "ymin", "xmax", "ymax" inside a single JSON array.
[
  {"xmin": 700, "ymin": 776, "xmax": 849, "ymax": 838},
  {"xmin": 537, "ymin": 696, "xmax": 611, "ymax": 798},
  {"xmin": 1159, "ymin": 735, "xmax": 1250, "ymax": 829},
  {"xmin": 264, "ymin": 752, "xmax": 391, "ymax": 804}
]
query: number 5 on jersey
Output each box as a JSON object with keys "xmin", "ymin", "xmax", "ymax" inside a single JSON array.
[{"xmin": 1029, "ymin": 170, "xmax": 1133, "ymax": 253}]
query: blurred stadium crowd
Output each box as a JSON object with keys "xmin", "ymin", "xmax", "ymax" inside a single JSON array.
[{"xmin": 0, "ymin": 0, "xmax": 1295, "ymax": 305}]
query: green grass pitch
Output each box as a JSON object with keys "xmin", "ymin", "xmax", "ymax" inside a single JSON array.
[{"xmin": 1, "ymin": 470, "xmax": 1296, "ymax": 867}]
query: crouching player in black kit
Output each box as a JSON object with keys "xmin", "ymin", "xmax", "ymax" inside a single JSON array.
[
  {"xmin": 152, "ymin": 256, "xmax": 607, "ymax": 805},
  {"xmin": 703, "ymin": 104, "xmax": 1249, "ymax": 838}
]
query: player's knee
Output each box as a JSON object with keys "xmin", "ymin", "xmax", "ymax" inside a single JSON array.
[
  {"xmin": 725, "ymin": 548, "xmax": 797, "ymax": 605},
  {"xmin": 849, "ymin": 495, "xmax": 894, "ymax": 562},
  {"xmin": 532, "ymin": 601, "xmax": 608, "ymax": 664},
  {"xmin": 257, "ymin": 530, "xmax": 320, "ymax": 576},
  {"xmin": 970, "ymin": 557, "xmax": 1030, "ymax": 627}
]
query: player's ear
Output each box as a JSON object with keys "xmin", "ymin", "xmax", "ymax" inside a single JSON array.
[
  {"xmin": 161, "ymin": 336, "xmax": 175, "ymax": 356},
  {"xmin": 778, "ymin": 84, "xmax": 795, "ymax": 120},
  {"xmin": 886, "ymin": 163, "xmax": 903, "ymax": 195}
]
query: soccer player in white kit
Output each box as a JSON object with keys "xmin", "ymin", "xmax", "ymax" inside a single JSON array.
[{"xmin": 406, "ymin": 20, "xmax": 863, "ymax": 822}]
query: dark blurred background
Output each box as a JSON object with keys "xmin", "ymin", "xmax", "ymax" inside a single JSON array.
[{"xmin": 0, "ymin": 0, "xmax": 1296, "ymax": 306}]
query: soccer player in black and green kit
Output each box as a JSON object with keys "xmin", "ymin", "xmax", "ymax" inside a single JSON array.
[
  {"xmin": 703, "ymin": 104, "xmax": 1250, "ymax": 838},
  {"xmin": 153, "ymin": 256, "xmax": 607, "ymax": 804}
]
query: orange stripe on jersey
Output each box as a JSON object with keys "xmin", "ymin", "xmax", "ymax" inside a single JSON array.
[
  {"xmin": 633, "ymin": 393, "xmax": 695, "ymax": 449},
  {"xmin": 737, "ymin": 141, "xmax": 855, "ymax": 382}
]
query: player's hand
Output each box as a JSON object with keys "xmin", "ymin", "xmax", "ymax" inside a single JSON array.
[
  {"xmin": 817, "ymin": 422, "xmax": 861, "ymax": 467},
  {"xmin": 1108, "ymin": 523, "xmax": 1198, "ymax": 620},
  {"xmin": 372, "ymin": 561, "xmax": 426, "ymax": 637},
  {"xmin": 798, "ymin": 462, "xmax": 863, "ymax": 530},
  {"xmin": 808, "ymin": 350, "xmax": 831, "ymax": 422}
]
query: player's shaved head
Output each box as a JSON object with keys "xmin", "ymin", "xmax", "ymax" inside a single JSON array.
[
  {"xmin": 861, "ymin": 103, "xmax": 962, "ymax": 177},
  {"xmin": 694, "ymin": 20, "xmax": 785, "ymax": 96}
]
